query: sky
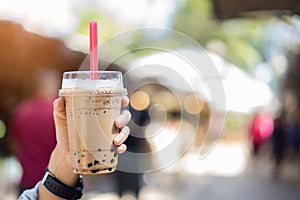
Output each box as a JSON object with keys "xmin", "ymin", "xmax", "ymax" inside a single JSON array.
[{"xmin": 0, "ymin": 0, "xmax": 177, "ymax": 37}]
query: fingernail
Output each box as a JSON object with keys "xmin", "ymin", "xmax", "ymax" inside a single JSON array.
[
  {"xmin": 115, "ymin": 135, "xmax": 123, "ymax": 144},
  {"xmin": 117, "ymin": 145, "xmax": 126, "ymax": 154},
  {"xmin": 116, "ymin": 115, "xmax": 124, "ymax": 127}
]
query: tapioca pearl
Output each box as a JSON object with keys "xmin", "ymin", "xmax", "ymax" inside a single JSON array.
[
  {"xmin": 114, "ymin": 152, "xmax": 117, "ymax": 157},
  {"xmin": 103, "ymin": 110, "xmax": 106, "ymax": 114},
  {"xmin": 91, "ymin": 169, "xmax": 100, "ymax": 173},
  {"xmin": 108, "ymin": 168, "xmax": 113, "ymax": 171},
  {"xmin": 77, "ymin": 159, "xmax": 80, "ymax": 163},
  {"xmin": 87, "ymin": 163, "xmax": 93, "ymax": 168},
  {"xmin": 102, "ymin": 160, "xmax": 106, "ymax": 163},
  {"xmin": 80, "ymin": 154, "xmax": 85, "ymax": 157},
  {"xmin": 110, "ymin": 159, "xmax": 114, "ymax": 163},
  {"xmin": 104, "ymin": 154, "xmax": 107, "ymax": 157},
  {"xmin": 94, "ymin": 160, "xmax": 100, "ymax": 165},
  {"xmin": 73, "ymin": 152, "xmax": 77, "ymax": 156},
  {"xmin": 97, "ymin": 148, "xmax": 102, "ymax": 152}
]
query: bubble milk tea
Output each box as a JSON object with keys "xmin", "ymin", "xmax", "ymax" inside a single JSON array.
[{"xmin": 59, "ymin": 71, "xmax": 126, "ymax": 174}]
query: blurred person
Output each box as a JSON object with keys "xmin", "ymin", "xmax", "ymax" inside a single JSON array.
[
  {"xmin": 271, "ymin": 110, "xmax": 287, "ymax": 175},
  {"xmin": 19, "ymin": 96, "xmax": 131, "ymax": 199},
  {"xmin": 285, "ymin": 117, "xmax": 300, "ymax": 155},
  {"xmin": 115, "ymin": 107, "xmax": 151, "ymax": 199},
  {"xmin": 9, "ymin": 68, "xmax": 60, "ymax": 194},
  {"xmin": 249, "ymin": 112, "xmax": 274, "ymax": 155}
]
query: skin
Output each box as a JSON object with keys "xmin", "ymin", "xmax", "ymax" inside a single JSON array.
[{"xmin": 38, "ymin": 97, "xmax": 131, "ymax": 200}]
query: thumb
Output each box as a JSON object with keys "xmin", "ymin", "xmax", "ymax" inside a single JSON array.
[{"xmin": 53, "ymin": 97, "xmax": 69, "ymax": 151}]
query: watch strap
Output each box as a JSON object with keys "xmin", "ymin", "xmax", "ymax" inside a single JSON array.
[{"xmin": 42, "ymin": 168, "xmax": 83, "ymax": 199}]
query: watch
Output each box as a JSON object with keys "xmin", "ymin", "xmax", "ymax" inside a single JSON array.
[{"xmin": 42, "ymin": 168, "xmax": 84, "ymax": 199}]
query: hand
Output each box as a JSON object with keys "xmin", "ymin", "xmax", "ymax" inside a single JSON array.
[{"xmin": 38, "ymin": 96, "xmax": 131, "ymax": 199}]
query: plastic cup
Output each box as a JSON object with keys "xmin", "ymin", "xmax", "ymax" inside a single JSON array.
[{"xmin": 59, "ymin": 71, "xmax": 127, "ymax": 174}]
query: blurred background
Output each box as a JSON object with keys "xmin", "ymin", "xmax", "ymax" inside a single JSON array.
[{"xmin": 1, "ymin": 0, "xmax": 300, "ymax": 199}]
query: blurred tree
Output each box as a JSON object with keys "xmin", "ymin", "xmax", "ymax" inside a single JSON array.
[
  {"xmin": 172, "ymin": 0, "xmax": 276, "ymax": 72},
  {"xmin": 75, "ymin": 6, "xmax": 117, "ymax": 42},
  {"xmin": 69, "ymin": 0, "xmax": 300, "ymax": 81}
]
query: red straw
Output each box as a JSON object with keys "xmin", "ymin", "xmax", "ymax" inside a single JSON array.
[{"xmin": 89, "ymin": 21, "xmax": 98, "ymax": 80}]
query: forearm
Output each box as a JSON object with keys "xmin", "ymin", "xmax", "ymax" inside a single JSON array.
[{"xmin": 38, "ymin": 145, "xmax": 78, "ymax": 200}]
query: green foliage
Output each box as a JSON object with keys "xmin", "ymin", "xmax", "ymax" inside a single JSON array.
[
  {"xmin": 226, "ymin": 112, "xmax": 248, "ymax": 130},
  {"xmin": 172, "ymin": 0, "xmax": 271, "ymax": 71},
  {"xmin": 173, "ymin": 0, "xmax": 219, "ymax": 44},
  {"xmin": 75, "ymin": 8, "xmax": 117, "ymax": 41}
]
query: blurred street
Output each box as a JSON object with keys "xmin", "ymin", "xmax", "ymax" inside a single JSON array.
[
  {"xmin": 81, "ymin": 142, "xmax": 300, "ymax": 200},
  {"xmin": 1, "ymin": 141, "xmax": 300, "ymax": 200}
]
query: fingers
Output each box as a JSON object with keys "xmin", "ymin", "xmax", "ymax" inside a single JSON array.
[
  {"xmin": 53, "ymin": 97, "xmax": 69, "ymax": 152},
  {"xmin": 122, "ymin": 96, "xmax": 129, "ymax": 107},
  {"xmin": 114, "ymin": 96, "xmax": 130, "ymax": 154},
  {"xmin": 114, "ymin": 125, "xmax": 129, "ymax": 154},
  {"xmin": 114, "ymin": 110, "xmax": 131, "ymax": 128},
  {"xmin": 114, "ymin": 97, "xmax": 131, "ymax": 153},
  {"xmin": 113, "ymin": 126, "xmax": 130, "ymax": 146},
  {"xmin": 53, "ymin": 97, "xmax": 66, "ymax": 120},
  {"xmin": 116, "ymin": 144, "xmax": 127, "ymax": 154}
]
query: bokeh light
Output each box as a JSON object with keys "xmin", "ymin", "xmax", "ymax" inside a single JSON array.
[
  {"xmin": 130, "ymin": 91, "xmax": 150, "ymax": 111},
  {"xmin": 184, "ymin": 94, "xmax": 205, "ymax": 115}
]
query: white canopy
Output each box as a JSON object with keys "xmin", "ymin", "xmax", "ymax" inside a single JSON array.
[{"xmin": 127, "ymin": 48, "xmax": 273, "ymax": 113}]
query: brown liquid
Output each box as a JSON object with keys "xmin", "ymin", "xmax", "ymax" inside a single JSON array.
[{"xmin": 62, "ymin": 90, "xmax": 122, "ymax": 174}]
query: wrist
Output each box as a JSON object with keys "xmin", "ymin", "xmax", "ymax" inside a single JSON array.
[
  {"xmin": 48, "ymin": 145, "xmax": 78, "ymax": 187},
  {"xmin": 39, "ymin": 168, "xmax": 83, "ymax": 200}
]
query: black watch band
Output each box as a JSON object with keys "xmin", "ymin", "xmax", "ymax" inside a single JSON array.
[{"xmin": 42, "ymin": 168, "xmax": 84, "ymax": 200}]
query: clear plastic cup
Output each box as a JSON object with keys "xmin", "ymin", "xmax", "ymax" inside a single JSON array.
[{"xmin": 59, "ymin": 71, "xmax": 127, "ymax": 174}]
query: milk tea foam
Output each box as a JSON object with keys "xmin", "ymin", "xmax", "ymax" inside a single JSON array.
[{"xmin": 59, "ymin": 71, "xmax": 126, "ymax": 174}]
